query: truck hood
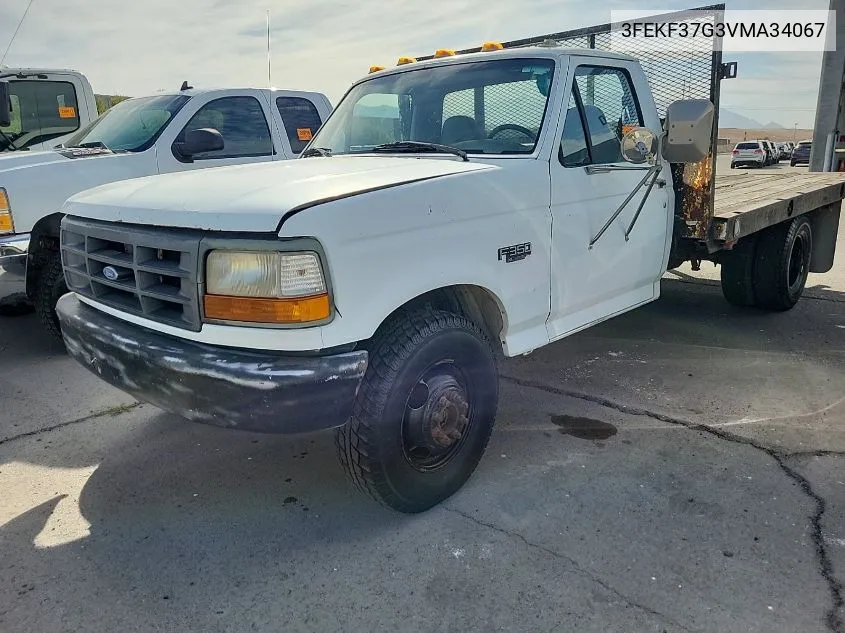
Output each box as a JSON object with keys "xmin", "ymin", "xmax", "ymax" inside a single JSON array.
[
  {"xmin": 0, "ymin": 148, "xmax": 154, "ymax": 234},
  {"xmin": 0, "ymin": 146, "xmax": 120, "ymax": 173},
  {"xmin": 0, "ymin": 148, "xmax": 68, "ymax": 171},
  {"xmin": 63, "ymin": 156, "xmax": 496, "ymax": 232}
]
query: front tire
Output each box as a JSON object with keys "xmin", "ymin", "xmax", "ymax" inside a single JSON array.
[
  {"xmin": 34, "ymin": 251, "xmax": 68, "ymax": 341},
  {"xmin": 336, "ymin": 308, "xmax": 499, "ymax": 513},
  {"xmin": 753, "ymin": 217, "xmax": 813, "ymax": 311}
]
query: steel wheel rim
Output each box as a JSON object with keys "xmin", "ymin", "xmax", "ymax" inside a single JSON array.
[
  {"xmin": 787, "ymin": 230, "xmax": 809, "ymax": 293},
  {"xmin": 401, "ymin": 360, "xmax": 473, "ymax": 472}
]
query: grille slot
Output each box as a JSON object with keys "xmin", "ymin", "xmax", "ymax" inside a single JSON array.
[{"xmin": 60, "ymin": 217, "xmax": 202, "ymax": 331}]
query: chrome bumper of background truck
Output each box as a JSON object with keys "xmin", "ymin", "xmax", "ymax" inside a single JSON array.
[
  {"xmin": 56, "ymin": 294, "xmax": 369, "ymax": 435},
  {"xmin": 0, "ymin": 233, "xmax": 29, "ymax": 276}
]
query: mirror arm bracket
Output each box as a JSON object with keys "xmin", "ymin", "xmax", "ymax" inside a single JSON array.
[
  {"xmin": 624, "ymin": 167, "xmax": 662, "ymax": 241},
  {"xmin": 588, "ymin": 163, "xmax": 660, "ymax": 249}
]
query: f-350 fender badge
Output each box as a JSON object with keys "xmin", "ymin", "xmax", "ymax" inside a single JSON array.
[{"xmin": 498, "ymin": 243, "xmax": 531, "ymax": 263}]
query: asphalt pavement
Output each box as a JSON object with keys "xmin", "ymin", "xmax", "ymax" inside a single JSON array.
[{"xmin": 1, "ymin": 155, "xmax": 844, "ymax": 633}]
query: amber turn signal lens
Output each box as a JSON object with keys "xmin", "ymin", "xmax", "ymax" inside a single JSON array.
[
  {"xmin": 204, "ymin": 293, "xmax": 330, "ymax": 324},
  {"xmin": 0, "ymin": 214, "xmax": 12, "ymax": 233}
]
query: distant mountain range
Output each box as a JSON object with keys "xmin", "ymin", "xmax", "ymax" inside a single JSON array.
[{"xmin": 719, "ymin": 108, "xmax": 785, "ymax": 130}]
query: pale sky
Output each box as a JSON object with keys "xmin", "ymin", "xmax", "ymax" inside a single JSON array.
[{"xmin": 0, "ymin": 0, "xmax": 831, "ymax": 129}]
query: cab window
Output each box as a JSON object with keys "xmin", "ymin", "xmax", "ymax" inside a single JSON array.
[{"xmin": 276, "ymin": 96, "xmax": 323, "ymax": 154}]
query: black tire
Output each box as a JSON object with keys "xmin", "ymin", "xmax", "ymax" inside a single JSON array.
[
  {"xmin": 34, "ymin": 251, "xmax": 68, "ymax": 340},
  {"xmin": 720, "ymin": 234, "xmax": 759, "ymax": 306},
  {"xmin": 336, "ymin": 308, "xmax": 499, "ymax": 513},
  {"xmin": 790, "ymin": 161, "xmax": 796, "ymax": 167},
  {"xmin": 752, "ymin": 217, "xmax": 813, "ymax": 311}
]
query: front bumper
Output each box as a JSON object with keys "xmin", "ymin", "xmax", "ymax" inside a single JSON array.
[{"xmin": 56, "ymin": 294, "xmax": 369, "ymax": 434}]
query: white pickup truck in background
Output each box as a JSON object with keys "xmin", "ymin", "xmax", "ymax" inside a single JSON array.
[
  {"xmin": 0, "ymin": 83, "xmax": 332, "ymax": 337},
  {"xmin": 52, "ymin": 29, "xmax": 845, "ymax": 513},
  {"xmin": 0, "ymin": 67, "xmax": 99, "ymax": 153}
]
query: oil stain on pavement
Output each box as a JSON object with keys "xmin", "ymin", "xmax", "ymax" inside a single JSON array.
[{"xmin": 551, "ymin": 414, "xmax": 618, "ymax": 440}]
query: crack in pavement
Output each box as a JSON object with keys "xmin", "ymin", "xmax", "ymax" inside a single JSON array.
[
  {"xmin": 0, "ymin": 402, "xmax": 141, "ymax": 448},
  {"xmin": 443, "ymin": 505, "xmax": 695, "ymax": 633},
  {"xmin": 786, "ymin": 451, "xmax": 845, "ymax": 459},
  {"xmin": 501, "ymin": 374, "xmax": 845, "ymax": 633}
]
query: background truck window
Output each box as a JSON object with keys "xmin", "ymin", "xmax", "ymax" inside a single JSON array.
[
  {"xmin": 276, "ymin": 96, "xmax": 324, "ymax": 154},
  {"xmin": 176, "ymin": 96, "xmax": 273, "ymax": 160},
  {"xmin": 0, "ymin": 80, "xmax": 80, "ymax": 151},
  {"xmin": 573, "ymin": 66, "xmax": 643, "ymax": 164}
]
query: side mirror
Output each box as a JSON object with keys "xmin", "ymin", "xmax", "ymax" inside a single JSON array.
[
  {"xmin": 621, "ymin": 127, "xmax": 659, "ymax": 165},
  {"xmin": 0, "ymin": 81, "xmax": 11, "ymax": 128},
  {"xmin": 661, "ymin": 99, "xmax": 714, "ymax": 163},
  {"xmin": 176, "ymin": 128, "xmax": 224, "ymax": 158}
]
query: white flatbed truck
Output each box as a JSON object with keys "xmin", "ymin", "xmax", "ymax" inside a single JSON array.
[{"xmin": 53, "ymin": 7, "xmax": 844, "ymax": 513}]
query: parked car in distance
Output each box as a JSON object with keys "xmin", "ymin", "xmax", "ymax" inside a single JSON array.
[
  {"xmin": 731, "ymin": 140, "xmax": 766, "ymax": 168},
  {"xmin": 777, "ymin": 143, "xmax": 791, "ymax": 161},
  {"xmin": 791, "ymin": 140, "xmax": 812, "ymax": 166},
  {"xmin": 764, "ymin": 140, "xmax": 778, "ymax": 165}
]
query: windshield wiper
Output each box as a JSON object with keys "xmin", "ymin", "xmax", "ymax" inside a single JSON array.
[
  {"xmin": 0, "ymin": 128, "xmax": 19, "ymax": 151},
  {"xmin": 301, "ymin": 147, "xmax": 332, "ymax": 158},
  {"xmin": 371, "ymin": 141, "xmax": 468, "ymax": 162}
]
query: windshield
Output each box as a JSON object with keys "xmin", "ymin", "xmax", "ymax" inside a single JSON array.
[
  {"xmin": 309, "ymin": 57, "xmax": 556, "ymax": 156},
  {"xmin": 62, "ymin": 94, "xmax": 190, "ymax": 152},
  {"xmin": 0, "ymin": 80, "xmax": 81, "ymax": 151}
]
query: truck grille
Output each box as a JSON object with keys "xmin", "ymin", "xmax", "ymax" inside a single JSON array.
[{"xmin": 60, "ymin": 217, "xmax": 202, "ymax": 331}]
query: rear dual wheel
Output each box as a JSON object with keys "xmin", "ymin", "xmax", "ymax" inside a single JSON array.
[
  {"xmin": 720, "ymin": 216, "xmax": 812, "ymax": 311},
  {"xmin": 336, "ymin": 308, "xmax": 499, "ymax": 513}
]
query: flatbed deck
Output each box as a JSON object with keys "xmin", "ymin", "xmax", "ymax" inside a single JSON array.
[{"xmin": 712, "ymin": 171, "xmax": 845, "ymax": 242}]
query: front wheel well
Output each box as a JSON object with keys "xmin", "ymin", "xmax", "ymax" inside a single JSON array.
[
  {"xmin": 25, "ymin": 212, "xmax": 64, "ymax": 298},
  {"xmin": 368, "ymin": 285, "xmax": 507, "ymax": 357}
]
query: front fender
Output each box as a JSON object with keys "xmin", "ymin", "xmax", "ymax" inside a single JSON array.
[{"xmin": 281, "ymin": 162, "xmax": 554, "ymax": 357}]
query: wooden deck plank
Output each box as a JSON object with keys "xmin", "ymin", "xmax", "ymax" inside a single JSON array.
[{"xmin": 714, "ymin": 172, "xmax": 845, "ymax": 219}]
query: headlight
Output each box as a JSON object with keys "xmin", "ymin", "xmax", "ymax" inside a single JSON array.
[
  {"xmin": 204, "ymin": 250, "xmax": 330, "ymax": 324},
  {"xmin": 0, "ymin": 188, "xmax": 13, "ymax": 234}
]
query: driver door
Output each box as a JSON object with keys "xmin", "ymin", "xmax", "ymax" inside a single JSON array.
[{"xmin": 547, "ymin": 60, "xmax": 671, "ymax": 341}]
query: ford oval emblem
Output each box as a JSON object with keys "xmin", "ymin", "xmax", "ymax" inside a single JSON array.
[{"xmin": 102, "ymin": 266, "xmax": 119, "ymax": 281}]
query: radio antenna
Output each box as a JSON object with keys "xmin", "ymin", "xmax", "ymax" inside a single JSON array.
[
  {"xmin": 266, "ymin": 9, "xmax": 272, "ymax": 89},
  {"xmin": 1, "ymin": 0, "xmax": 36, "ymax": 66}
]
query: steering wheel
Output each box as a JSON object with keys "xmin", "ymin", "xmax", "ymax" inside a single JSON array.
[{"xmin": 488, "ymin": 124, "xmax": 535, "ymax": 140}]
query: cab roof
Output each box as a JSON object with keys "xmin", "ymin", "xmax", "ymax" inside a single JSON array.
[
  {"xmin": 133, "ymin": 87, "xmax": 323, "ymax": 99},
  {"xmin": 363, "ymin": 45, "xmax": 638, "ymax": 82}
]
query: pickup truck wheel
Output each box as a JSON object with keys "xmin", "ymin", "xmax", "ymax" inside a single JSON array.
[
  {"xmin": 34, "ymin": 252, "xmax": 68, "ymax": 340},
  {"xmin": 753, "ymin": 217, "xmax": 813, "ymax": 311},
  {"xmin": 336, "ymin": 309, "xmax": 499, "ymax": 513},
  {"xmin": 720, "ymin": 234, "xmax": 758, "ymax": 307}
]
